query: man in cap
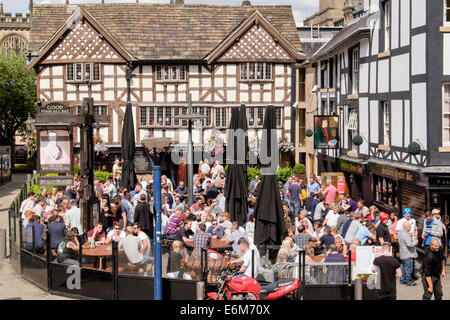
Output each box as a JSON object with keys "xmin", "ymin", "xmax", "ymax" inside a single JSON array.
[{"xmin": 376, "ymin": 212, "xmax": 392, "ymax": 245}]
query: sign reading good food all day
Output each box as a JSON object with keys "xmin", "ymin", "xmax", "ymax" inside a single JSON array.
[{"xmin": 39, "ymin": 102, "xmax": 72, "ymax": 114}]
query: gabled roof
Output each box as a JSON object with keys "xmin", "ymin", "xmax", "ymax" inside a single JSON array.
[
  {"xmin": 205, "ymin": 11, "xmax": 304, "ymax": 64},
  {"xmin": 29, "ymin": 3, "xmax": 303, "ymax": 62},
  {"xmin": 311, "ymin": 14, "xmax": 372, "ymax": 61},
  {"xmin": 28, "ymin": 7, "xmax": 134, "ymax": 70}
]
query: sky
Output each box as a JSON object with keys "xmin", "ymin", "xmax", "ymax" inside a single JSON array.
[{"xmin": 2, "ymin": 0, "xmax": 319, "ymax": 26}]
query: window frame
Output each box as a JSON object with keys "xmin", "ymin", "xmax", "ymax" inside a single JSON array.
[
  {"xmin": 66, "ymin": 63, "xmax": 102, "ymax": 83},
  {"xmin": 140, "ymin": 105, "xmax": 212, "ymax": 128},
  {"xmin": 155, "ymin": 65, "xmax": 188, "ymax": 83},
  {"xmin": 383, "ymin": 0, "xmax": 391, "ymax": 52},
  {"xmin": 381, "ymin": 101, "xmax": 391, "ymax": 146},
  {"xmin": 445, "ymin": 0, "xmax": 450, "ymax": 27},
  {"xmin": 246, "ymin": 106, "xmax": 283, "ymax": 129},
  {"xmin": 239, "ymin": 63, "xmax": 273, "ymax": 82},
  {"xmin": 350, "ymin": 47, "xmax": 359, "ymax": 95},
  {"xmin": 442, "ymin": 84, "xmax": 450, "ymax": 146}
]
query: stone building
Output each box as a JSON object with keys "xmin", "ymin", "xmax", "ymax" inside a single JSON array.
[
  {"xmin": 304, "ymin": 0, "xmax": 364, "ymax": 27},
  {"xmin": 0, "ymin": 1, "xmax": 31, "ymax": 55}
]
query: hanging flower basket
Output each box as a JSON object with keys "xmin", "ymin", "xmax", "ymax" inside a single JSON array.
[
  {"xmin": 23, "ymin": 131, "xmax": 37, "ymax": 160},
  {"xmin": 94, "ymin": 135, "xmax": 109, "ymax": 159},
  {"xmin": 204, "ymin": 134, "xmax": 224, "ymax": 156},
  {"xmin": 278, "ymin": 135, "xmax": 295, "ymax": 154}
]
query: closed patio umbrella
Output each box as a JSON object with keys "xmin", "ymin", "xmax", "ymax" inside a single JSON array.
[
  {"xmin": 254, "ymin": 105, "xmax": 287, "ymax": 246},
  {"xmin": 121, "ymin": 102, "xmax": 137, "ymax": 191},
  {"xmin": 225, "ymin": 105, "xmax": 248, "ymax": 226}
]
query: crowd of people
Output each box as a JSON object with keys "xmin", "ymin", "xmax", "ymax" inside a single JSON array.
[{"xmin": 18, "ymin": 160, "xmax": 448, "ymax": 299}]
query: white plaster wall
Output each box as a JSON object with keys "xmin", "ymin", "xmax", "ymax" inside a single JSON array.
[
  {"xmin": 391, "ymin": 53, "xmax": 410, "ymax": 92},
  {"xmin": 391, "ymin": 100, "xmax": 403, "ymax": 147},
  {"xmin": 404, "ymin": 100, "xmax": 411, "ymax": 147},
  {"xmin": 411, "ymin": 83, "xmax": 427, "ymax": 148},
  {"xmin": 377, "ymin": 59, "xmax": 389, "ymax": 93},
  {"xmin": 359, "ymin": 62, "xmax": 369, "ymax": 93},
  {"xmin": 411, "ymin": 33, "xmax": 427, "ymax": 76},
  {"xmin": 411, "ymin": 0, "xmax": 426, "ymax": 29},
  {"xmin": 400, "ymin": 0, "xmax": 410, "ymax": 47},
  {"xmin": 359, "ymin": 97, "xmax": 369, "ymax": 155},
  {"xmin": 391, "ymin": 0, "xmax": 399, "ymax": 50},
  {"xmin": 370, "ymin": 100, "xmax": 379, "ymax": 144}
]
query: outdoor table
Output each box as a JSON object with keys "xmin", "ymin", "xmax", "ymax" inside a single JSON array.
[
  {"xmin": 184, "ymin": 238, "xmax": 232, "ymax": 250},
  {"xmin": 82, "ymin": 244, "xmax": 112, "ymax": 270}
]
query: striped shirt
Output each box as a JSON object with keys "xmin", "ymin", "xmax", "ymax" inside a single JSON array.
[{"xmin": 166, "ymin": 215, "xmax": 182, "ymax": 235}]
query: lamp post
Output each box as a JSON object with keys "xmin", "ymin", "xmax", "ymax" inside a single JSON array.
[
  {"xmin": 173, "ymin": 94, "xmax": 207, "ymax": 208},
  {"xmin": 141, "ymin": 137, "xmax": 176, "ymax": 300}
]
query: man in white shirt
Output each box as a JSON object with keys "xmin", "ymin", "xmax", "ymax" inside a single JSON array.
[
  {"xmin": 396, "ymin": 208, "xmax": 418, "ymax": 240},
  {"xmin": 323, "ymin": 203, "xmax": 340, "ymax": 228},
  {"xmin": 133, "ymin": 222, "xmax": 151, "ymax": 257},
  {"xmin": 106, "ymin": 222, "xmax": 126, "ymax": 243},
  {"xmin": 33, "ymin": 197, "xmax": 47, "ymax": 222},
  {"xmin": 20, "ymin": 192, "xmax": 36, "ymax": 219},
  {"xmin": 65, "ymin": 200, "xmax": 84, "ymax": 236},
  {"xmin": 200, "ymin": 160, "xmax": 211, "ymax": 175},
  {"xmin": 231, "ymin": 237, "xmax": 260, "ymax": 278}
]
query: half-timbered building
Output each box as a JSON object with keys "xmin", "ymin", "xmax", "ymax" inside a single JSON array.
[
  {"xmin": 311, "ymin": 0, "xmax": 450, "ymax": 228},
  {"xmin": 27, "ymin": 2, "xmax": 304, "ymax": 179}
]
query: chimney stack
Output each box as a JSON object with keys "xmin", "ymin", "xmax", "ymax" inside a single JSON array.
[
  {"xmin": 0, "ymin": 2, "xmax": 3, "ymax": 16},
  {"xmin": 242, "ymin": 0, "xmax": 251, "ymax": 6},
  {"xmin": 170, "ymin": 0, "xmax": 184, "ymax": 4}
]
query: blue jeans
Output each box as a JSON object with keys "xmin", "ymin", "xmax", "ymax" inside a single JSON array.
[
  {"xmin": 290, "ymin": 201, "xmax": 301, "ymax": 216},
  {"xmin": 400, "ymin": 258, "xmax": 414, "ymax": 284}
]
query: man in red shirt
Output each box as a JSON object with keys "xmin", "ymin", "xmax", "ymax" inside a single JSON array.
[{"xmin": 87, "ymin": 223, "xmax": 106, "ymax": 245}]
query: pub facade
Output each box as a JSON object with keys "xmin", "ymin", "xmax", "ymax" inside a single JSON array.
[{"xmin": 27, "ymin": 2, "xmax": 304, "ymax": 179}]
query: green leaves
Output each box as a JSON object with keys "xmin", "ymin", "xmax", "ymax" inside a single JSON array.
[{"xmin": 0, "ymin": 52, "xmax": 36, "ymax": 144}]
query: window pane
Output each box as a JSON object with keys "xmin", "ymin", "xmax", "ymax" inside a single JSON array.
[
  {"xmin": 85, "ymin": 63, "xmax": 91, "ymax": 80},
  {"xmin": 140, "ymin": 107, "xmax": 147, "ymax": 126},
  {"xmin": 257, "ymin": 63, "xmax": 264, "ymax": 80},
  {"xmin": 156, "ymin": 66, "xmax": 162, "ymax": 81},
  {"xmin": 240, "ymin": 63, "xmax": 248, "ymax": 80},
  {"xmin": 164, "ymin": 66, "xmax": 170, "ymax": 80},
  {"xmin": 66, "ymin": 64, "xmax": 74, "ymax": 81},
  {"xmin": 444, "ymin": 128, "xmax": 450, "ymax": 144},
  {"xmin": 275, "ymin": 108, "xmax": 282, "ymax": 127},
  {"xmin": 172, "ymin": 66, "xmax": 178, "ymax": 80},
  {"xmin": 444, "ymin": 115, "xmax": 450, "ymax": 127},
  {"xmin": 179, "ymin": 65, "xmax": 186, "ymax": 81},
  {"xmin": 165, "ymin": 107, "xmax": 172, "ymax": 126},
  {"xmin": 157, "ymin": 107, "xmax": 164, "ymax": 126},
  {"xmin": 248, "ymin": 108, "xmax": 255, "ymax": 126},
  {"xmin": 249, "ymin": 63, "xmax": 256, "ymax": 80},
  {"xmin": 76, "ymin": 63, "xmax": 83, "ymax": 80},
  {"xmin": 447, "ymin": 9, "xmax": 450, "ymax": 22},
  {"xmin": 149, "ymin": 107, "xmax": 155, "ymax": 126},
  {"xmin": 257, "ymin": 107, "xmax": 264, "ymax": 126},
  {"xmin": 265, "ymin": 63, "xmax": 272, "ymax": 80},
  {"xmin": 93, "ymin": 63, "xmax": 100, "ymax": 81}
]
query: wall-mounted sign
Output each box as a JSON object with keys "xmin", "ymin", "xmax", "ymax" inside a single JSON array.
[
  {"xmin": 370, "ymin": 163, "xmax": 415, "ymax": 183},
  {"xmin": 339, "ymin": 159, "xmax": 364, "ymax": 175},
  {"xmin": 37, "ymin": 176, "xmax": 74, "ymax": 186},
  {"xmin": 38, "ymin": 129, "xmax": 72, "ymax": 173},
  {"xmin": 314, "ymin": 116, "xmax": 339, "ymax": 149},
  {"xmin": 39, "ymin": 102, "xmax": 72, "ymax": 114},
  {"xmin": 134, "ymin": 150, "xmax": 152, "ymax": 173}
]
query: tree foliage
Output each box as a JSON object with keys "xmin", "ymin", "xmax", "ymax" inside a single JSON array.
[{"xmin": 0, "ymin": 53, "xmax": 36, "ymax": 145}]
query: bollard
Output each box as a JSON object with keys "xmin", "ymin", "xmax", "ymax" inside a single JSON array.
[
  {"xmin": 354, "ymin": 277, "xmax": 363, "ymax": 300},
  {"xmin": 196, "ymin": 281, "xmax": 205, "ymax": 300},
  {"xmin": 0, "ymin": 228, "xmax": 6, "ymax": 259}
]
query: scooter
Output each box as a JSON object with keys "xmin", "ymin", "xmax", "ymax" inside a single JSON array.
[{"xmin": 206, "ymin": 266, "xmax": 300, "ymax": 300}]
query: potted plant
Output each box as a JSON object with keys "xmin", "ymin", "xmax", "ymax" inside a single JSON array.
[{"xmin": 293, "ymin": 163, "xmax": 306, "ymax": 182}]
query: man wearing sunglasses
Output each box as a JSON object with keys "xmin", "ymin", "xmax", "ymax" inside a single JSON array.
[
  {"xmin": 206, "ymin": 219, "xmax": 225, "ymax": 239},
  {"xmin": 106, "ymin": 222, "xmax": 126, "ymax": 243}
]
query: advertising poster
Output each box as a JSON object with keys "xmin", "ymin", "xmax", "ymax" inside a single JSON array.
[
  {"xmin": 314, "ymin": 115, "xmax": 339, "ymax": 149},
  {"xmin": 39, "ymin": 129, "xmax": 72, "ymax": 173}
]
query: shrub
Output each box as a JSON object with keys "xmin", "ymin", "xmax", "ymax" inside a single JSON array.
[
  {"xmin": 293, "ymin": 163, "xmax": 306, "ymax": 174},
  {"xmin": 95, "ymin": 170, "xmax": 113, "ymax": 183},
  {"xmin": 276, "ymin": 167, "xmax": 294, "ymax": 184},
  {"xmin": 247, "ymin": 167, "xmax": 262, "ymax": 185},
  {"xmin": 30, "ymin": 173, "xmax": 60, "ymax": 195},
  {"xmin": 73, "ymin": 165, "xmax": 80, "ymax": 175}
]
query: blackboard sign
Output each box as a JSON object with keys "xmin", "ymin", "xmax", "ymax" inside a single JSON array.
[{"xmin": 134, "ymin": 151, "xmax": 152, "ymax": 173}]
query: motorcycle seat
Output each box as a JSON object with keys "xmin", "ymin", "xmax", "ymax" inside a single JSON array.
[{"xmin": 260, "ymin": 278, "xmax": 295, "ymax": 293}]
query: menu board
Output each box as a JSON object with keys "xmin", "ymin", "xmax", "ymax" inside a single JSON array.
[{"xmin": 134, "ymin": 150, "xmax": 152, "ymax": 173}]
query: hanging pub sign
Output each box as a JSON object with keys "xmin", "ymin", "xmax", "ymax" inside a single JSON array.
[
  {"xmin": 37, "ymin": 176, "xmax": 74, "ymax": 186},
  {"xmin": 38, "ymin": 129, "xmax": 73, "ymax": 173},
  {"xmin": 314, "ymin": 115, "xmax": 339, "ymax": 149}
]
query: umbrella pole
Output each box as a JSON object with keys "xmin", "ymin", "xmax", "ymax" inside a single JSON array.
[{"xmin": 153, "ymin": 165, "xmax": 163, "ymax": 300}]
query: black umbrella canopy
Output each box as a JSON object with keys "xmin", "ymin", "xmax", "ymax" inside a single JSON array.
[
  {"xmin": 121, "ymin": 102, "xmax": 137, "ymax": 191},
  {"xmin": 254, "ymin": 105, "xmax": 287, "ymax": 246},
  {"xmin": 225, "ymin": 106, "xmax": 248, "ymax": 226}
]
